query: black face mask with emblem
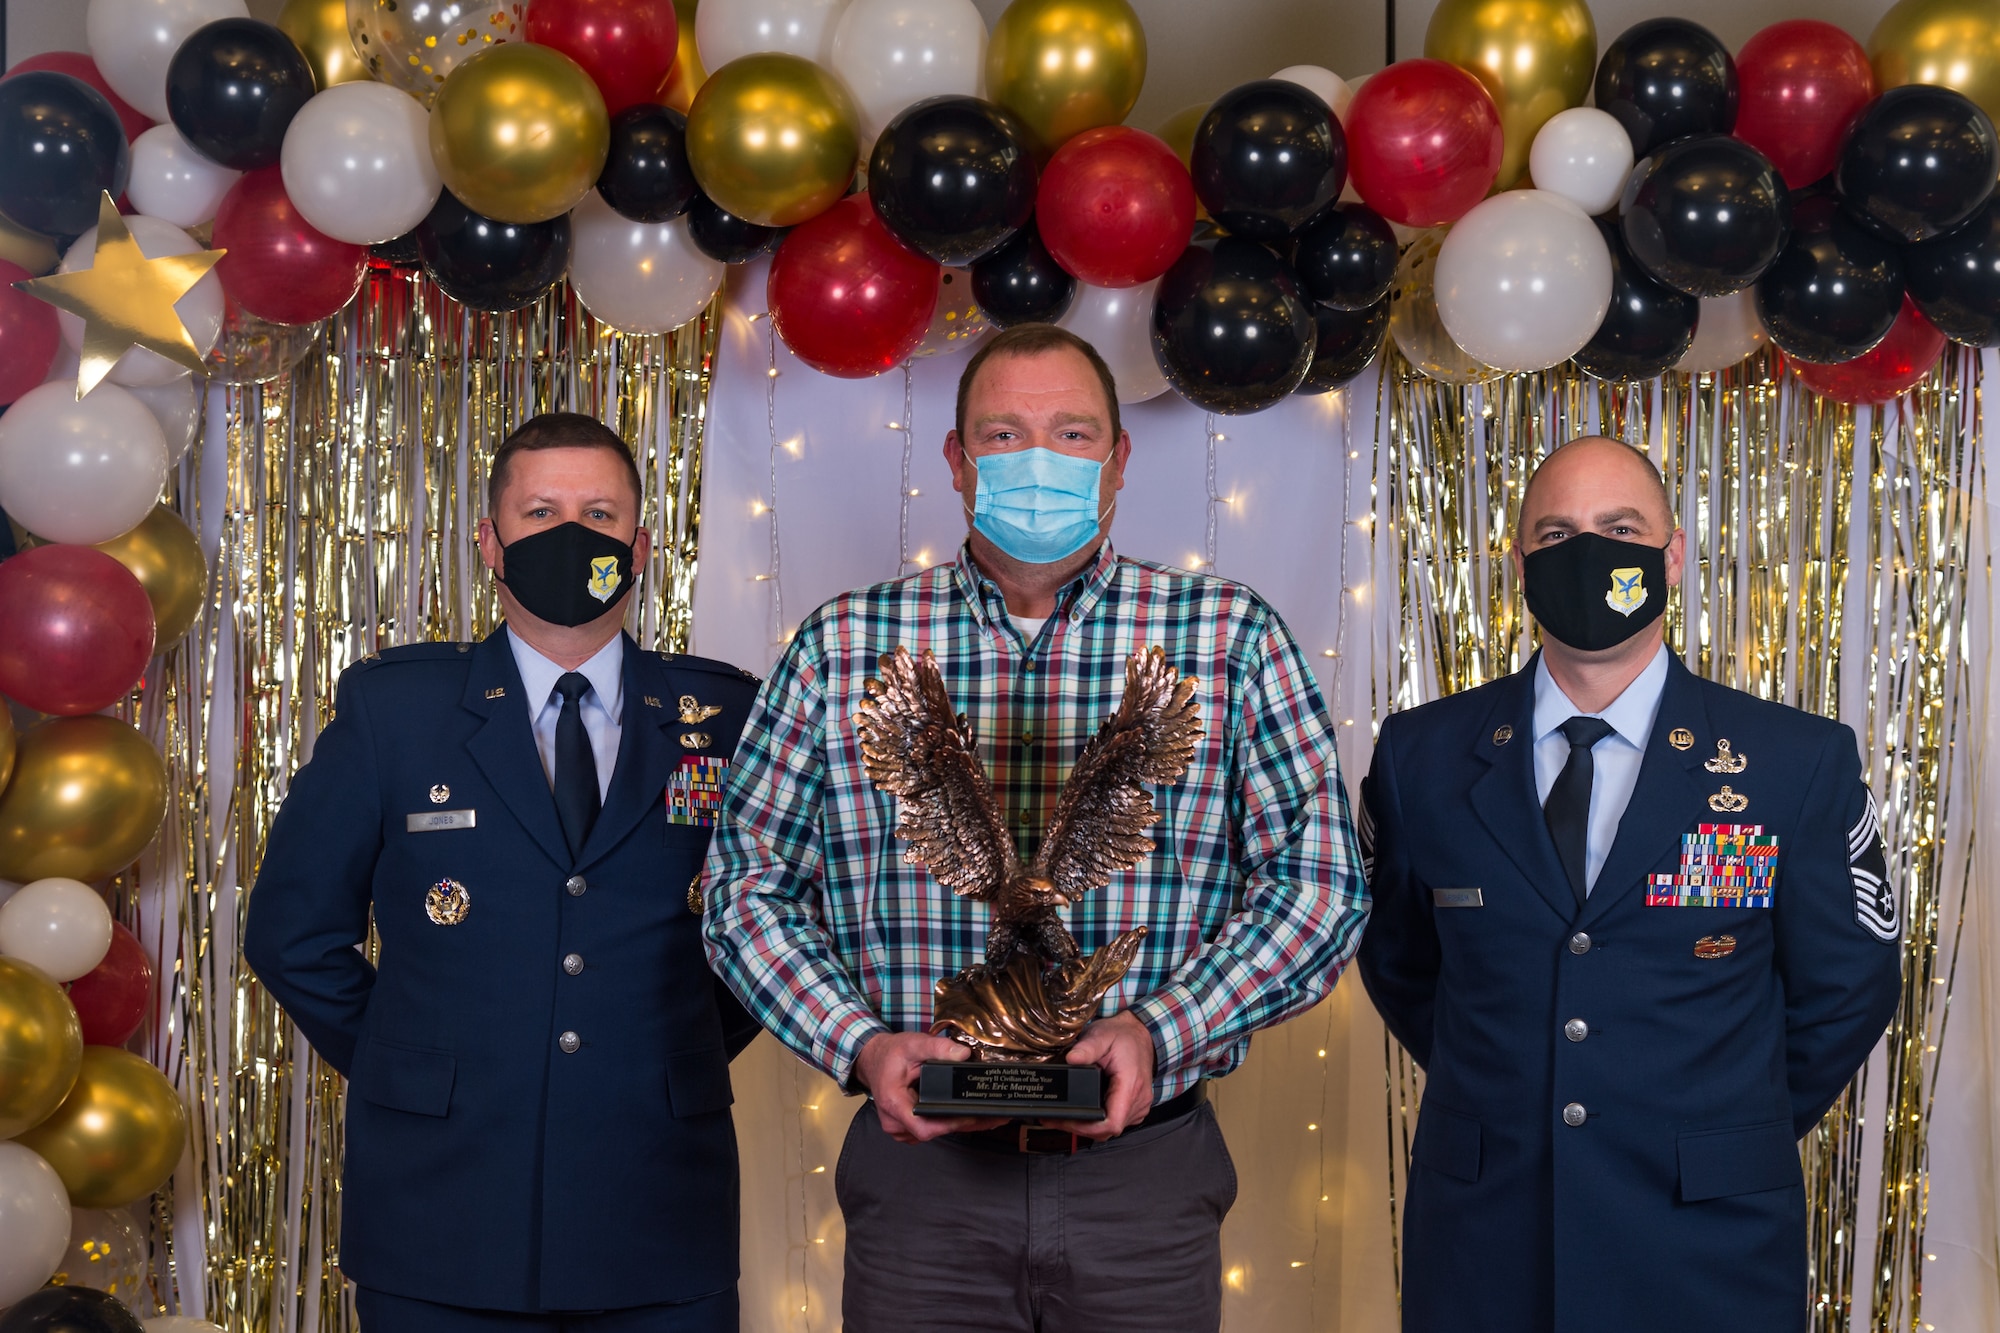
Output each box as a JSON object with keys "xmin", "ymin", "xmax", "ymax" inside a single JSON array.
[
  {"xmin": 498, "ymin": 521, "xmax": 634, "ymax": 627},
  {"xmin": 1522, "ymin": 531, "xmax": 1669, "ymax": 652}
]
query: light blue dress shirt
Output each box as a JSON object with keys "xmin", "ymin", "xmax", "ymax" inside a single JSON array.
[
  {"xmin": 1531, "ymin": 645, "xmax": 1670, "ymax": 894},
  {"xmin": 507, "ymin": 627, "xmax": 624, "ymax": 804}
]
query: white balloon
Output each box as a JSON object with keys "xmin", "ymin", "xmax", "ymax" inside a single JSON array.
[
  {"xmin": 1529, "ymin": 107, "xmax": 1635, "ymax": 218},
  {"xmin": 698, "ymin": 0, "xmax": 848, "ymax": 71},
  {"xmin": 0, "ymin": 878, "xmax": 115, "ymax": 982},
  {"xmin": 280, "ymin": 83, "xmax": 442, "ymax": 246},
  {"xmin": 57, "ymin": 216, "xmax": 225, "ymax": 387},
  {"xmin": 126, "ymin": 125, "xmax": 241, "ymax": 229},
  {"xmin": 568, "ymin": 193, "xmax": 725, "ymax": 335},
  {"xmin": 86, "ymin": 0, "xmax": 250, "ymax": 123},
  {"xmin": 145, "ymin": 1321, "xmax": 229, "ymax": 1333},
  {"xmin": 0, "ymin": 1142, "xmax": 72, "ymax": 1306},
  {"xmin": 0, "ymin": 381, "xmax": 170, "ymax": 545},
  {"xmin": 1676, "ymin": 288, "xmax": 1769, "ymax": 373},
  {"xmin": 831, "ymin": 0, "xmax": 986, "ymax": 143},
  {"xmin": 125, "ymin": 377, "xmax": 203, "ymax": 465},
  {"xmin": 1270, "ymin": 65, "xmax": 1351, "ymax": 120},
  {"xmin": 1059, "ymin": 279, "xmax": 1169, "ymax": 404},
  {"xmin": 1434, "ymin": 190, "xmax": 1613, "ymax": 372}
]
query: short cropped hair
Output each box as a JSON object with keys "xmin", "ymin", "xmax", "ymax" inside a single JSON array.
[
  {"xmin": 956, "ymin": 324, "xmax": 1122, "ymax": 445},
  {"xmin": 488, "ymin": 412, "xmax": 642, "ymax": 510}
]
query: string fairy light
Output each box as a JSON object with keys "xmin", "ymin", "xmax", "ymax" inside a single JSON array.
[
  {"xmin": 1204, "ymin": 413, "xmax": 1224, "ymax": 571},
  {"xmin": 760, "ymin": 318, "xmax": 786, "ymax": 647},
  {"xmin": 895, "ymin": 360, "xmax": 916, "ymax": 574}
]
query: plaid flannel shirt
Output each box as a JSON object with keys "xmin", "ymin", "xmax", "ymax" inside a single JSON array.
[{"xmin": 700, "ymin": 541, "xmax": 1369, "ymax": 1099}]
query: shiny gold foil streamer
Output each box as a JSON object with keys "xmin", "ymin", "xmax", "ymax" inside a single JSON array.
[
  {"xmin": 130, "ymin": 270, "xmax": 719, "ymax": 1330},
  {"xmin": 1374, "ymin": 345, "xmax": 1982, "ymax": 1332}
]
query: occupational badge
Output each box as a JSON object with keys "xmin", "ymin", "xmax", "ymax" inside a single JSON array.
[
  {"xmin": 1605, "ymin": 567, "xmax": 1648, "ymax": 616},
  {"xmin": 1709, "ymin": 785, "xmax": 1749, "ymax": 813},
  {"xmin": 425, "ymin": 878, "xmax": 471, "ymax": 925},
  {"xmin": 679, "ymin": 731, "xmax": 712, "ymax": 750},
  {"xmin": 429, "ymin": 784, "xmax": 450, "ymax": 803},
  {"xmin": 1693, "ymin": 934, "xmax": 1738, "ymax": 959},
  {"xmin": 679, "ymin": 695, "xmax": 723, "ymax": 724},
  {"xmin": 587, "ymin": 555, "xmax": 621, "ymax": 602},
  {"xmin": 687, "ymin": 873, "xmax": 704, "ymax": 914},
  {"xmin": 1704, "ymin": 738, "xmax": 1747, "ymax": 774}
]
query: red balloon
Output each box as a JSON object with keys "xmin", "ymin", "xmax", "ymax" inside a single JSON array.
[
  {"xmin": 67, "ymin": 921, "xmax": 154, "ymax": 1047},
  {"xmin": 1345, "ymin": 59, "xmax": 1502, "ymax": 228},
  {"xmin": 212, "ymin": 167, "xmax": 368, "ymax": 326},
  {"xmin": 525, "ymin": 0, "xmax": 679, "ymax": 116},
  {"xmin": 4, "ymin": 51, "xmax": 152, "ymax": 145},
  {"xmin": 1734, "ymin": 20, "xmax": 1876, "ymax": 191},
  {"xmin": 1035, "ymin": 126, "xmax": 1195, "ymax": 289},
  {"xmin": 0, "ymin": 545, "xmax": 156, "ymax": 716},
  {"xmin": 768, "ymin": 194, "xmax": 940, "ymax": 378},
  {"xmin": 0, "ymin": 259, "xmax": 60, "ymax": 405},
  {"xmin": 1792, "ymin": 296, "xmax": 1948, "ymax": 403}
]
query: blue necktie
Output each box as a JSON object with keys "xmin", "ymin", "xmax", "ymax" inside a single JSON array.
[
  {"xmin": 1545, "ymin": 715, "xmax": 1615, "ymax": 906},
  {"xmin": 553, "ymin": 672, "xmax": 599, "ymax": 859}
]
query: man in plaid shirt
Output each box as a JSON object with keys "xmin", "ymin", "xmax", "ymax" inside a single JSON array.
[{"xmin": 702, "ymin": 323, "xmax": 1368, "ymax": 1331}]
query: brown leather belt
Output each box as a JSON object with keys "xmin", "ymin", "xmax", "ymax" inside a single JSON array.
[{"xmin": 950, "ymin": 1083, "xmax": 1208, "ymax": 1155}]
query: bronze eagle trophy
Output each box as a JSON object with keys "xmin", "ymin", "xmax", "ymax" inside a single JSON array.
[{"xmin": 856, "ymin": 645, "xmax": 1203, "ymax": 1073}]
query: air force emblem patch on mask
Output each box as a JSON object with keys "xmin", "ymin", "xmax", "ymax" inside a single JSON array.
[
  {"xmin": 1606, "ymin": 567, "xmax": 1648, "ymax": 616},
  {"xmin": 588, "ymin": 556, "xmax": 621, "ymax": 602}
]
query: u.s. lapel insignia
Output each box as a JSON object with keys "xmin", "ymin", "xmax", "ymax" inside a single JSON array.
[
  {"xmin": 679, "ymin": 695, "xmax": 722, "ymax": 724},
  {"xmin": 1704, "ymin": 738, "xmax": 1747, "ymax": 774},
  {"xmin": 429, "ymin": 784, "xmax": 450, "ymax": 804},
  {"xmin": 485, "ymin": 686, "xmax": 506, "ymax": 699},
  {"xmin": 1606, "ymin": 566, "xmax": 1648, "ymax": 617},
  {"xmin": 643, "ymin": 695, "xmax": 663, "ymax": 709},
  {"xmin": 1669, "ymin": 728, "xmax": 1695, "ymax": 751},
  {"xmin": 687, "ymin": 873, "xmax": 704, "ymax": 914},
  {"xmin": 1708, "ymin": 785, "xmax": 1749, "ymax": 813},
  {"xmin": 426, "ymin": 878, "xmax": 471, "ymax": 926},
  {"xmin": 1492, "ymin": 724, "xmax": 1514, "ymax": 745},
  {"xmin": 1694, "ymin": 934, "xmax": 1737, "ymax": 959},
  {"xmin": 680, "ymin": 731, "xmax": 713, "ymax": 750}
]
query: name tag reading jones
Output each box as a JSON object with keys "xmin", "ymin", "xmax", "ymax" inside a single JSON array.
[
  {"xmin": 1433, "ymin": 887, "xmax": 1484, "ymax": 908},
  {"xmin": 407, "ymin": 809, "xmax": 477, "ymax": 832}
]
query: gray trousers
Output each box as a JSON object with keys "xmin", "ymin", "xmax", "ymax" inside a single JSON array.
[{"xmin": 836, "ymin": 1100, "xmax": 1237, "ymax": 1332}]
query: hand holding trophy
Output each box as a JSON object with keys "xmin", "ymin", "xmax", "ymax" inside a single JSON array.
[{"xmin": 856, "ymin": 644, "xmax": 1202, "ymax": 1120}]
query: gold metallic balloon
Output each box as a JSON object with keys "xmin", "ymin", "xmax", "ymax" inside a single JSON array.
[
  {"xmin": 685, "ymin": 53, "xmax": 859, "ymax": 229},
  {"xmin": 0, "ymin": 956, "xmax": 83, "ymax": 1140},
  {"xmin": 1425, "ymin": 0, "xmax": 1598, "ymax": 192},
  {"xmin": 15, "ymin": 1047, "xmax": 188, "ymax": 1209},
  {"xmin": 659, "ymin": 0, "xmax": 707, "ymax": 114},
  {"xmin": 0, "ymin": 700, "xmax": 13, "ymax": 794},
  {"xmin": 347, "ymin": 0, "xmax": 524, "ymax": 104},
  {"xmin": 429, "ymin": 42, "xmax": 610, "ymax": 224},
  {"xmin": 1390, "ymin": 229, "xmax": 1497, "ymax": 384},
  {"xmin": 0, "ymin": 716, "xmax": 168, "ymax": 885},
  {"xmin": 987, "ymin": 0, "xmax": 1147, "ymax": 152},
  {"xmin": 280, "ymin": 0, "xmax": 371, "ymax": 91},
  {"xmin": 1871, "ymin": 0, "xmax": 2000, "ymax": 129},
  {"xmin": 0, "ymin": 214, "xmax": 60, "ymax": 276},
  {"xmin": 95, "ymin": 506, "xmax": 209, "ymax": 646}
]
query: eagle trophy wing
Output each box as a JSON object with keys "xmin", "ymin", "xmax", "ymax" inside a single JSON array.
[
  {"xmin": 1031, "ymin": 647, "xmax": 1203, "ymax": 903},
  {"xmin": 856, "ymin": 646, "xmax": 1017, "ymax": 900}
]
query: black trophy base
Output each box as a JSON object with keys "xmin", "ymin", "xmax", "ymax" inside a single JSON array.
[{"xmin": 912, "ymin": 1060, "xmax": 1105, "ymax": 1120}]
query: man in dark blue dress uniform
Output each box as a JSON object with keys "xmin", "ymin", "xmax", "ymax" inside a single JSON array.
[
  {"xmin": 1358, "ymin": 435, "xmax": 1903, "ymax": 1333},
  {"xmin": 245, "ymin": 413, "xmax": 761, "ymax": 1332}
]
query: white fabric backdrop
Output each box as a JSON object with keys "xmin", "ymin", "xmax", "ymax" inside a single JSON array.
[{"xmin": 689, "ymin": 261, "xmax": 2000, "ymax": 1331}]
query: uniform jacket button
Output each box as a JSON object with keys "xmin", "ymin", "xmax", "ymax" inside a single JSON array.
[
  {"xmin": 1562, "ymin": 1102, "xmax": 1587, "ymax": 1127},
  {"xmin": 558, "ymin": 1030, "xmax": 581, "ymax": 1053},
  {"xmin": 1568, "ymin": 932, "xmax": 1591, "ymax": 955},
  {"xmin": 563, "ymin": 953, "xmax": 584, "ymax": 976},
  {"xmin": 1564, "ymin": 1018, "xmax": 1589, "ymax": 1042},
  {"xmin": 565, "ymin": 875, "xmax": 587, "ymax": 897}
]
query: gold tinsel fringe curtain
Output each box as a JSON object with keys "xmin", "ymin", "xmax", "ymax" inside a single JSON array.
[
  {"xmin": 133, "ymin": 270, "xmax": 720, "ymax": 1332},
  {"xmin": 1375, "ymin": 344, "xmax": 1983, "ymax": 1332}
]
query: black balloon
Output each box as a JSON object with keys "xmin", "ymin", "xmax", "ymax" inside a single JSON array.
[
  {"xmin": 371, "ymin": 228, "xmax": 423, "ymax": 268},
  {"xmin": 1836, "ymin": 85, "xmax": 2000, "ymax": 244},
  {"xmin": 1621, "ymin": 135, "xmax": 1790, "ymax": 298},
  {"xmin": 416, "ymin": 190, "xmax": 574, "ymax": 313},
  {"xmin": 1905, "ymin": 197, "xmax": 2000, "ymax": 346},
  {"xmin": 1292, "ymin": 203, "xmax": 1397, "ymax": 310},
  {"xmin": 868, "ymin": 95, "xmax": 1037, "ymax": 266},
  {"xmin": 1756, "ymin": 191, "xmax": 1904, "ymax": 363},
  {"xmin": 596, "ymin": 104, "xmax": 699, "ymax": 223},
  {"xmin": 1594, "ymin": 18, "xmax": 1739, "ymax": 158},
  {"xmin": 1574, "ymin": 217, "xmax": 1700, "ymax": 380},
  {"xmin": 166, "ymin": 18, "xmax": 315, "ymax": 171},
  {"xmin": 0, "ymin": 1286, "xmax": 145, "ymax": 1333},
  {"xmin": 1151, "ymin": 235, "xmax": 1316, "ymax": 413},
  {"xmin": 686, "ymin": 193, "xmax": 785, "ymax": 263},
  {"xmin": 1191, "ymin": 79, "xmax": 1346, "ymax": 242},
  {"xmin": 1297, "ymin": 297, "xmax": 1389, "ymax": 393},
  {"xmin": 0, "ymin": 71, "xmax": 130, "ymax": 238},
  {"xmin": 969, "ymin": 221, "xmax": 1076, "ymax": 326}
]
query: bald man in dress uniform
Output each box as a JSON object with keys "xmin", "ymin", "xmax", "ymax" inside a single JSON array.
[
  {"xmin": 1358, "ymin": 436, "xmax": 1903, "ymax": 1333},
  {"xmin": 245, "ymin": 413, "xmax": 761, "ymax": 1332}
]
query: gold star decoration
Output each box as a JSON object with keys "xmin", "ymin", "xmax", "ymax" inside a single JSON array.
[{"xmin": 13, "ymin": 192, "xmax": 225, "ymax": 400}]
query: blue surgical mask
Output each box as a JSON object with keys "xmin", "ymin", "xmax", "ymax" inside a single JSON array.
[{"xmin": 967, "ymin": 447, "xmax": 1113, "ymax": 565}]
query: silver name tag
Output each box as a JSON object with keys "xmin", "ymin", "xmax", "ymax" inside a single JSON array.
[
  {"xmin": 407, "ymin": 809, "xmax": 477, "ymax": 832},
  {"xmin": 1433, "ymin": 887, "xmax": 1483, "ymax": 908}
]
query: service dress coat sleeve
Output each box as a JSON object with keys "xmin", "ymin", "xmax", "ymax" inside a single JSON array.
[{"xmin": 1355, "ymin": 713, "xmax": 1440, "ymax": 1067}]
